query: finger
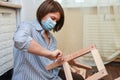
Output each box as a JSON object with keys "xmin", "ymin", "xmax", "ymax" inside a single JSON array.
[
  {"xmin": 57, "ymin": 49, "xmax": 63, "ymax": 55},
  {"xmin": 59, "ymin": 53, "xmax": 62, "ymax": 57},
  {"xmin": 57, "ymin": 56, "xmax": 64, "ymax": 62},
  {"xmin": 58, "ymin": 51, "xmax": 63, "ymax": 57},
  {"xmin": 57, "ymin": 57, "xmax": 62, "ymax": 62},
  {"xmin": 56, "ymin": 50, "xmax": 62, "ymax": 57},
  {"xmin": 56, "ymin": 52, "xmax": 60, "ymax": 58}
]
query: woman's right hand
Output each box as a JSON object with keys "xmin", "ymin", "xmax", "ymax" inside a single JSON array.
[{"xmin": 48, "ymin": 49, "xmax": 63, "ymax": 61}]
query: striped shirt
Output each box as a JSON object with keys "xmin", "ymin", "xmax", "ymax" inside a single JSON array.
[{"xmin": 12, "ymin": 20, "xmax": 62, "ymax": 80}]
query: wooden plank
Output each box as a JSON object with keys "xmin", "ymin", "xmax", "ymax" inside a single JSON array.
[
  {"xmin": 86, "ymin": 68, "xmax": 108, "ymax": 80},
  {"xmin": 45, "ymin": 45, "xmax": 96, "ymax": 70},
  {"xmin": 91, "ymin": 49, "xmax": 105, "ymax": 71},
  {"xmin": 114, "ymin": 58, "xmax": 120, "ymax": 62},
  {"xmin": 69, "ymin": 61, "xmax": 92, "ymax": 70},
  {"xmin": 79, "ymin": 68, "xmax": 86, "ymax": 79},
  {"xmin": 115, "ymin": 77, "xmax": 120, "ymax": 80},
  {"xmin": 63, "ymin": 62, "xmax": 73, "ymax": 80},
  {"xmin": 85, "ymin": 48, "xmax": 108, "ymax": 80},
  {"xmin": 71, "ymin": 65, "xmax": 86, "ymax": 79},
  {"xmin": 0, "ymin": 1, "xmax": 21, "ymax": 9}
]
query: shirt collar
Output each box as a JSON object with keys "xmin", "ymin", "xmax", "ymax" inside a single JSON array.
[
  {"xmin": 33, "ymin": 19, "xmax": 51, "ymax": 38},
  {"xmin": 33, "ymin": 19, "xmax": 43, "ymax": 31}
]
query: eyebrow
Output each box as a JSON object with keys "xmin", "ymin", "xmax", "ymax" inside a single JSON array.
[{"xmin": 51, "ymin": 16, "xmax": 59, "ymax": 21}]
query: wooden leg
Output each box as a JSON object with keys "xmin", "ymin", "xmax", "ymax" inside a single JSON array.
[
  {"xmin": 91, "ymin": 49, "xmax": 105, "ymax": 71},
  {"xmin": 71, "ymin": 65, "xmax": 86, "ymax": 79},
  {"xmin": 114, "ymin": 77, "xmax": 120, "ymax": 80},
  {"xmin": 63, "ymin": 62, "xmax": 73, "ymax": 80},
  {"xmin": 86, "ymin": 49, "xmax": 108, "ymax": 80},
  {"xmin": 86, "ymin": 68, "xmax": 108, "ymax": 80}
]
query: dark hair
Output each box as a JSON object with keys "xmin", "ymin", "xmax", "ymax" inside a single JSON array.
[{"xmin": 36, "ymin": 0, "xmax": 64, "ymax": 32}]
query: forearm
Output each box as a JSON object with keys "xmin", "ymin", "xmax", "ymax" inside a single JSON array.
[{"xmin": 28, "ymin": 39, "xmax": 52, "ymax": 58}]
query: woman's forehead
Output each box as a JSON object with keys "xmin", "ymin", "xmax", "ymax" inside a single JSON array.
[{"xmin": 47, "ymin": 12, "xmax": 60, "ymax": 20}]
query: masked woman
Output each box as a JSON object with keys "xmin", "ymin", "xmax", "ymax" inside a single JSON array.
[{"xmin": 12, "ymin": 0, "xmax": 84, "ymax": 80}]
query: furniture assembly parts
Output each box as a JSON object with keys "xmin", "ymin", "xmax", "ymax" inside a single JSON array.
[{"xmin": 46, "ymin": 45, "xmax": 108, "ymax": 80}]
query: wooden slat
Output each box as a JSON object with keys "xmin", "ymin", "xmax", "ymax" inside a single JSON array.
[
  {"xmin": 91, "ymin": 49, "xmax": 105, "ymax": 71},
  {"xmin": 70, "ymin": 61, "xmax": 92, "ymax": 70},
  {"xmin": 114, "ymin": 58, "xmax": 120, "ymax": 62},
  {"xmin": 0, "ymin": 1, "xmax": 21, "ymax": 9},
  {"xmin": 115, "ymin": 77, "xmax": 120, "ymax": 80},
  {"xmin": 85, "ymin": 49, "xmax": 108, "ymax": 80},
  {"xmin": 71, "ymin": 65, "xmax": 86, "ymax": 79},
  {"xmin": 63, "ymin": 62, "xmax": 73, "ymax": 80},
  {"xmin": 86, "ymin": 68, "xmax": 108, "ymax": 80},
  {"xmin": 45, "ymin": 45, "xmax": 96, "ymax": 70}
]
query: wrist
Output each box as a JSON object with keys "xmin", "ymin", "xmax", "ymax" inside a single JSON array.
[{"xmin": 44, "ymin": 50, "xmax": 53, "ymax": 59}]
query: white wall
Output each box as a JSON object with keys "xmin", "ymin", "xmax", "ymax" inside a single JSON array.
[
  {"xmin": 8, "ymin": 0, "xmax": 38, "ymax": 21},
  {"xmin": 19, "ymin": 0, "xmax": 117, "ymax": 21},
  {"xmin": 8, "ymin": 0, "xmax": 43, "ymax": 22},
  {"xmin": 20, "ymin": 0, "xmax": 40, "ymax": 22}
]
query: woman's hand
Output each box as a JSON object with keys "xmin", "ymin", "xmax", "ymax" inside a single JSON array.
[{"xmin": 47, "ymin": 49, "xmax": 63, "ymax": 61}]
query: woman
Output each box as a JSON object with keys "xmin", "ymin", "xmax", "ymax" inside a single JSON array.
[{"xmin": 12, "ymin": 0, "xmax": 84, "ymax": 80}]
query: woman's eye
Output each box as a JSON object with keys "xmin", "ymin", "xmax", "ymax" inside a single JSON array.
[{"xmin": 51, "ymin": 17, "xmax": 56, "ymax": 20}]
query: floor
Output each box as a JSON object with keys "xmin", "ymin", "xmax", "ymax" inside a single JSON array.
[
  {"xmin": 0, "ymin": 62, "xmax": 120, "ymax": 80},
  {"xmin": 86, "ymin": 62, "xmax": 120, "ymax": 80}
]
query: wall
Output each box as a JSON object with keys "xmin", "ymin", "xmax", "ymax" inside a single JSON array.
[
  {"xmin": 20, "ymin": 0, "xmax": 36, "ymax": 22},
  {"xmin": 53, "ymin": 7, "xmax": 97, "ymax": 54}
]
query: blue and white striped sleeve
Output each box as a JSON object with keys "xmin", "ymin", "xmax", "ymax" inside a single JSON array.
[{"xmin": 13, "ymin": 22, "xmax": 33, "ymax": 51}]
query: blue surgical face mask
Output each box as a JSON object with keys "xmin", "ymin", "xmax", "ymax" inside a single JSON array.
[{"xmin": 41, "ymin": 17, "xmax": 56, "ymax": 31}]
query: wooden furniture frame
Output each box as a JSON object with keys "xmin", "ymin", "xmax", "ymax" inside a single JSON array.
[{"xmin": 46, "ymin": 45, "xmax": 108, "ymax": 80}]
